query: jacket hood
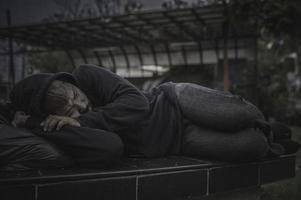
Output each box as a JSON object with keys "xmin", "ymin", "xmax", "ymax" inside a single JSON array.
[
  {"xmin": 0, "ymin": 102, "xmax": 13, "ymax": 124},
  {"xmin": 10, "ymin": 72, "xmax": 77, "ymax": 117}
]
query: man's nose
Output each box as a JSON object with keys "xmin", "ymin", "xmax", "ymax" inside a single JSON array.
[{"xmin": 74, "ymin": 101, "xmax": 87, "ymax": 112}]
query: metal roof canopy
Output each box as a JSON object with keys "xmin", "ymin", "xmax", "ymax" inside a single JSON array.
[
  {"xmin": 0, "ymin": 4, "xmax": 259, "ymax": 96},
  {"xmin": 0, "ymin": 5, "xmax": 257, "ymax": 50}
]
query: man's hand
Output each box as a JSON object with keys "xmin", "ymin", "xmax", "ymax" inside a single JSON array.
[
  {"xmin": 11, "ymin": 111, "xmax": 30, "ymax": 127},
  {"xmin": 40, "ymin": 115, "xmax": 80, "ymax": 132}
]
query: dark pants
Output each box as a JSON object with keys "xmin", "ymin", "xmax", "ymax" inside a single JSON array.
[
  {"xmin": 175, "ymin": 83, "xmax": 264, "ymax": 131},
  {"xmin": 175, "ymin": 83, "xmax": 268, "ymax": 161},
  {"xmin": 32, "ymin": 126, "xmax": 124, "ymax": 167},
  {"xmin": 182, "ymin": 123, "xmax": 269, "ymax": 161}
]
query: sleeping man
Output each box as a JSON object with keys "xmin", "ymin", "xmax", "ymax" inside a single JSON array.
[{"xmin": 10, "ymin": 64, "xmax": 297, "ymax": 168}]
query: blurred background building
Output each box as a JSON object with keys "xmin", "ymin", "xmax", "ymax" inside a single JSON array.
[{"xmin": 0, "ymin": 0, "xmax": 301, "ymax": 124}]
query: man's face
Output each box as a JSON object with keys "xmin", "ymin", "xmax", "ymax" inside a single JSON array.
[{"xmin": 46, "ymin": 81, "xmax": 91, "ymax": 118}]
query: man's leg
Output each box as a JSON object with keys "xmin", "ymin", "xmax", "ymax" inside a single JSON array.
[
  {"xmin": 175, "ymin": 83, "xmax": 264, "ymax": 132},
  {"xmin": 32, "ymin": 126, "xmax": 124, "ymax": 167},
  {"xmin": 182, "ymin": 123, "xmax": 269, "ymax": 162}
]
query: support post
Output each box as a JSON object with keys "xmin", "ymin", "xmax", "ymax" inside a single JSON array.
[
  {"xmin": 181, "ymin": 46, "xmax": 188, "ymax": 69},
  {"xmin": 78, "ymin": 49, "xmax": 88, "ymax": 64},
  {"xmin": 214, "ymin": 39, "xmax": 220, "ymax": 82},
  {"xmin": 134, "ymin": 45, "xmax": 144, "ymax": 76},
  {"xmin": 234, "ymin": 35, "xmax": 238, "ymax": 60},
  {"xmin": 197, "ymin": 42, "xmax": 203, "ymax": 66},
  {"xmin": 120, "ymin": 46, "xmax": 130, "ymax": 75},
  {"xmin": 223, "ymin": 28, "xmax": 230, "ymax": 92},
  {"xmin": 6, "ymin": 9, "xmax": 15, "ymax": 86},
  {"xmin": 253, "ymin": 16, "xmax": 259, "ymax": 106},
  {"xmin": 254, "ymin": 37, "xmax": 259, "ymax": 106},
  {"xmin": 222, "ymin": 6, "xmax": 230, "ymax": 92},
  {"xmin": 108, "ymin": 50, "xmax": 117, "ymax": 73},
  {"xmin": 65, "ymin": 50, "xmax": 76, "ymax": 69},
  {"xmin": 150, "ymin": 45, "xmax": 158, "ymax": 75},
  {"xmin": 93, "ymin": 51, "xmax": 103, "ymax": 66},
  {"xmin": 165, "ymin": 43, "xmax": 172, "ymax": 67}
]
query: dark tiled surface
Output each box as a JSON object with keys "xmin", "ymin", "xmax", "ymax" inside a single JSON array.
[
  {"xmin": 37, "ymin": 177, "xmax": 136, "ymax": 200},
  {"xmin": 125, "ymin": 156, "xmax": 218, "ymax": 174},
  {"xmin": 260, "ymin": 156, "xmax": 296, "ymax": 184},
  {"xmin": 138, "ymin": 169, "xmax": 207, "ymax": 200},
  {"xmin": 0, "ymin": 185, "xmax": 36, "ymax": 200},
  {"xmin": 0, "ymin": 160, "xmax": 137, "ymax": 185},
  {"xmin": 208, "ymin": 163, "xmax": 259, "ymax": 194},
  {"xmin": 0, "ymin": 155, "xmax": 296, "ymax": 200},
  {"xmin": 126, "ymin": 156, "xmax": 215, "ymax": 168},
  {"xmin": 0, "ymin": 156, "xmax": 216, "ymax": 185}
]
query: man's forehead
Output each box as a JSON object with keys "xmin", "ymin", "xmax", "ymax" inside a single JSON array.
[{"xmin": 49, "ymin": 80, "xmax": 74, "ymax": 97}]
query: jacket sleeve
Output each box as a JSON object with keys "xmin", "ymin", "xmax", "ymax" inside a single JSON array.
[
  {"xmin": 24, "ymin": 116, "xmax": 43, "ymax": 129},
  {"xmin": 72, "ymin": 65, "xmax": 150, "ymax": 132}
]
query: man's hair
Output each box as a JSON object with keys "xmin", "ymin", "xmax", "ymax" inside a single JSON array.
[{"xmin": 43, "ymin": 80, "xmax": 71, "ymax": 115}]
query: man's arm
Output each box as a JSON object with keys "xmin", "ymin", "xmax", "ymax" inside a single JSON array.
[
  {"xmin": 73, "ymin": 65, "xmax": 150, "ymax": 132},
  {"xmin": 13, "ymin": 111, "xmax": 80, "ymax": 132}
]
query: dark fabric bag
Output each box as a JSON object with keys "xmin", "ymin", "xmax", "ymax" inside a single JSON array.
[
  {"xmin": 182, "ymin": 123, "xmax": 269, "ymax": 162},
  {"xmin": 270, "ymin": 122, "xmax": 292, "ymax": 141},
  {"xmin": 175, "ymin": 83, "xmax": 264, "ymax": 132},
  {"xmin": 0, "ymin": 124, "xmax": 73, "ymax": 171},
  {"xmin": 276, "ymin": 139, "xmax": 300, "ymax": 155},
  {"xmin": 0, "ymin": 102, "xmax": 14, "ymax": 124}
]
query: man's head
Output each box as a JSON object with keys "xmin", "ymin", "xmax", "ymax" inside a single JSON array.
[{"xmin": 44, "ymin": 80, "xmax": 90, "ymax": 118}]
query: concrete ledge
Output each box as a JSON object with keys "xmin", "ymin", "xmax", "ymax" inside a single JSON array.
[{"xmin": 0, "ymin": 155, "xmax": 296, "ymax": 200}]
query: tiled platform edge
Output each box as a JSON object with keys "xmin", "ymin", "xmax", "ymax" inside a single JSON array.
[{"xmin": 0, "ymin": 155, "xmax": 296, "ymax": 200}]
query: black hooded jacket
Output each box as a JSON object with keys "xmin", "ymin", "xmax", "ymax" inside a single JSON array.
[
  {"xmin": 10, "ymin": 64, "xmax": 183, "ymax": 157},
  {"xmin": 0, "ymin": 102, "xmax": 13, "ymax": 124}
]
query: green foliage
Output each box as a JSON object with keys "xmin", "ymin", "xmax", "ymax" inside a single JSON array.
[
  {"xmin": 257, "ymin": 35, "xmax": 293, "ymax": 121},
  {"xmin": 226, "ymin": 0, "xmax": 301, "ymax": 122},
  {"xmin": 228, "ymin": 0, "xmax": 301, "ymax": 38},
  {"xmin": 28, "ymin": 51, "xmax": 73, "ymax": 73}
]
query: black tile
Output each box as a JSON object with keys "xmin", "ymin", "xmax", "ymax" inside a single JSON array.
[
  {"xmin": 260, "ymin": 156, "xmax": 296, "ymax": 184},
  {"xmin": 209, "ymin": 163, "xmax": 259, "ymax": 194},
  {"xmin": 138, "ymin": 169, "xmax": 207, "ymax": 200},
  {"xmin": 37, "ymin": 177, "xmax": 136, "ymax": 200},
  {"xmin": 0, "ymin": 170, "xmax": 43, "ymax": 186},
  {"xmin": 125, "ymin": 156, "xmax": 216, "ymax": 175},
  {"xmin": 0, "ymin": 166, "xmax": 139, "ymax": 186},
  {"xmin": 0, "ymin": 157, "xmax": 217, "ymax": 185},
  {"xmin": 0, "ymin": 185, "xmax": 36, "ymax": 200},
  {"xmin": 127, "ymin": 156, "xmax": 206, "ymax": 167}
]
